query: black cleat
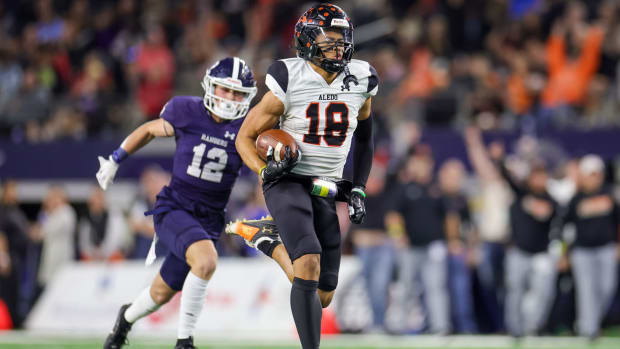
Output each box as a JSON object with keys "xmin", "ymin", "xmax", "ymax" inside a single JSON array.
[
  {"xmin": 104, "ymin": 304, "xmax": 133, "ymax": 349},
  {"xmin": 174, "ymin": 336, "xmax": 196, "ymax": 349}
]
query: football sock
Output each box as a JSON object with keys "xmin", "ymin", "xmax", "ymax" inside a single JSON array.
[
  {"xmin": 257, "ymin": 240, "xmax": 281, "ymax": 258},
  {"xmin": 178, "ymin": 271, "xmax": 209, "ymax": 339},
  {"xmin": 290, "ymin": 277, "xmax": 322, "ymax": 349},
  {"xmin": 124, "ymin": 287, "xmax": 161, "ymax": 323}
]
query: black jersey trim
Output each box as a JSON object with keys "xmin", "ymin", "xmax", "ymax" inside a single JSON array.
[
  {"xmin": 267, "ymin": 60, "xmax": 289, "ymax": 93},
  {"xmin": 367, "ymin": 64, "xmax": 379, "ymax": 93}
]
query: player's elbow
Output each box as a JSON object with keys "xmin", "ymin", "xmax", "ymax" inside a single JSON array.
[
  {"xmin": 234, "ymin": 134, "xmax": 246, "ymax": 154},
  {"xmin": 142, "ymin": 121, "xmax": 160, "ymax": 139},
  {"xmin": 235, "ymin": 128, "xmax": 255, "ymax": 152}
]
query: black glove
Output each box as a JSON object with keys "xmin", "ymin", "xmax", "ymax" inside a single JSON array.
[
  {"xmin": 348, "ymin": 186, "xmax": 366, "ymax": 224},
  {"xmin": 260, "ymin": 145, "xmax": 299, "ymax": 182}
]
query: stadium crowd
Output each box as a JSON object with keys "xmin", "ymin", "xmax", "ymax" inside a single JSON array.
[
  {"xmin": 1, "ymin": 0, "xmax": 620, "ymax": 339},
  {"xmin": 0, "ymin": 0, "xmax": 620, "ymax": 140}
]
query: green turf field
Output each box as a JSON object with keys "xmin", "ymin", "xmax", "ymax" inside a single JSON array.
[{"xmin": 2, "ymin": 333, "xmax": 620, "ymax": 349}]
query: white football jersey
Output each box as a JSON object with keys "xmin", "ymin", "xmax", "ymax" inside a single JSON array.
[{"xmin": 265, "ymin": 57, "xmax": 378, "ymax": 178}]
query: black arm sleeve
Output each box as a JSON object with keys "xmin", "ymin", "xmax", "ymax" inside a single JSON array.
[
  {"xmin": 495, "ymin": 159, "xmax": 524, "ymax": 196},
  {"xmin": 352, "ymin": 115, "xmax": 374, "ymax": 188}
]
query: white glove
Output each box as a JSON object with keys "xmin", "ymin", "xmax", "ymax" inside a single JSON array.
[{"xmin": 96, "ymin": 156, "xmax": 119, "ymax": 190}]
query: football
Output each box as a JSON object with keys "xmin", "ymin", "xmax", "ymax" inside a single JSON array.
[{"xmin": 256, "ymin": 129, "xmax": 299, "ymax": 162}]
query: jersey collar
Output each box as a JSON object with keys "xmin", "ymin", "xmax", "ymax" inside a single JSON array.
[{"xmin": 304, "ymin": 61, "xmax": 344, "ymax": 89}]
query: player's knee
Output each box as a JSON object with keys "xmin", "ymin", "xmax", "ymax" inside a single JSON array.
[
  {"xmin": 190, "ymin": 254, "xmax": 218, "ymax": 280},
  {"xmin": 186, "ymin": 240, "xmax": 218, "ymax": 279},
  {"xmin": 294, "ymin": 254, "xmax": 321, "ymax": 280},
  {"xmin": 318, "ymin": 290, "xmax": 335, "ymax": 308}
]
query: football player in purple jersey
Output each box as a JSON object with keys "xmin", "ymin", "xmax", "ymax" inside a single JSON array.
[{"xmin": 97, "ymin": 57, "xmax": 274, "ymax": 349}]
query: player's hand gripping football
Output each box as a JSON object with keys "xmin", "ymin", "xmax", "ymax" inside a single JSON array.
[
  {"xmin": 96, "ymin": 155, "xmax": 119, "ymax": 190},
  {"xmin": 260, "ymin": 145, "xmax": 299, "ymax": 182},
  {"xmin": 348, "ymin": 186, "xmax": 366, "ymax": 224}
]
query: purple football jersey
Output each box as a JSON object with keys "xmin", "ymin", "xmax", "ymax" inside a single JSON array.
[{"xmin": 160, "ymin": 96, "xmax": 243, "ymax": 210}]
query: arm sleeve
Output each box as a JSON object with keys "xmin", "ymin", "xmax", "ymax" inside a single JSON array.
[
  {"xmin": 578, "ymin": 27, "xmax": 604, "ymax": 77},
  {"xmin": 265, "ymin": 60, "xmax": 289, "ymax": 112},
  {"xmin": 546, "ymin": 34, "xmax": 565, "ymax": 77},
  {"xmin": 495, "ymin": 159, "xmax": 524, "ymax": 196},
  {"xmin": 352, "ymin": 114, "xmax": 374, "ymax": 188}
]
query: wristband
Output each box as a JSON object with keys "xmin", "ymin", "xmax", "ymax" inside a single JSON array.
[
  {"xmin": 351, "ymin": 187, "xmax": 366, "ymax": 198},
  {"xmin": 112, "ymin": 147, "xmax": 128, "ymax": 163}
]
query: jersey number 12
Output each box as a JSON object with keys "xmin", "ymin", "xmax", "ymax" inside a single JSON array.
[
  {"xmin": 303, "ymin": 102, "xmax": 349, "ymax": 147},
  {"xmin": 186, "ymin": 144, "xmax": 227, "ymax": 183}
]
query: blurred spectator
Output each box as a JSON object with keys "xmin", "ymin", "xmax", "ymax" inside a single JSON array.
[
  {"xmin": 78, "ymin": 187, "xmax": 129, "ymax": 261},
  {"xmin": 127, "ymin": 165, "xmax": 170, "ymax": 259},
  {"xmin": 423, "ymin": 59, "xmax": 459, "ymax": 127},
  {"xmin": 34, "ymin": 0, "xmax": 66, "ymax": 44},
  {"xmin": 464, "ymin": 127, "xmax": 511, "ymax": 332},
  {"xmin": 505, "ymin": 55, "xmax": 534, "ymax": 116},
  {"xmin": 351, "ymin": 162, "xmax": 395, "ymax": 333},
  {"xmin": 39, "ymin": 105, "xmax": 86, "ymax": 142},
  {"xmin": 0, "ymin": 0, "xmax": 618, "ymax": 140},
  {"xmin": 547, "ymin": 159, "xmax": 580, "ymax": 207},
  {"xmin": 131, "ymin": 24, "xmax": 175, "ymax": 120},
  {"xmin": 386, "ymin": 146, "xmax": 450, "ymax": 335},
  {"xmin": 29, "ymin": 185, "xmax": 76, "ymax": 293},
  {"xmin": 3, "ymin": 66, "xmax": 51, "ymax": 140},
  {"xmin": 542, "ymin": 2, "xmax": 604, "ymax": 109},
  {"xmin": 0, "ymin": 50, "xmax": 23, "ymax": 131},
  {"xmin": 0, "ymin": 180, "xmax": 30, "ymax": 328},
  {"xmin": 439, "ymin": 159, "xmax": 478, "ymax": 333},
  {"xmin": 70, "ymin": 51, "xmax": 115, "ymax": 135},
  {"xmin": 563, "ymin": 155, "xmax": 619, "ymax": 338},
  {"xmin": 490, "ymin": 144, "xmax": 559, "ymax": 337}
]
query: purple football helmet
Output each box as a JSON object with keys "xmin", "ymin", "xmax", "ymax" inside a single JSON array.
[{"xmin": 202, "ymin": 57, "xmax": 257, "ymax": 120}]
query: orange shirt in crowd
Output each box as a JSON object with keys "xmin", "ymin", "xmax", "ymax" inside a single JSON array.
[
  {"xmin": 507, "ymin": 74, "xmax": 532, "ymax": 115},
  {"xmin": 542, "ymin": 27, "xmax": 604, "ymax": 107},
  {"xmin": 397, "ymin": 48, "xmax": 435, "ymax": 103}
]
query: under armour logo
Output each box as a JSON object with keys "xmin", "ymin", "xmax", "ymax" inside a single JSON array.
[
  {"xmin": 224, "ymin": 131, "xmax": 236, "ymax": 140},
  {"xmin": 341, "ymin": 74, "xmax": 359, "ymax": 91}
]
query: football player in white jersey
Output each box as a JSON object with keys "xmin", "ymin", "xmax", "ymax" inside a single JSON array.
[{"xmin": 229, "ymin": 4, "xmax": 378, "ymax": 348}]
